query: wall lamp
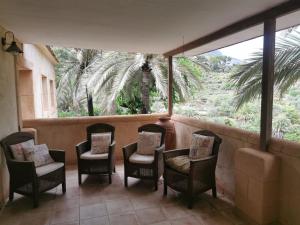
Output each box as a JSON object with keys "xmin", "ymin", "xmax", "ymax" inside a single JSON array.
[{"xmin": 1, "ymin": 31, "xmax": 23, "ymax": 55}]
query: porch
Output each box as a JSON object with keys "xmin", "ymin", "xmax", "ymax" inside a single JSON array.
[{"xmin": 0, "ymin": 0, "xmax": 300, "ymax": 225}]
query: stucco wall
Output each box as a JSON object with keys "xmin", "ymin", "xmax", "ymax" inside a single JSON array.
[
  {"xmin": 0, "ymin": 26, "xmax": 19, "ymax": 207},
  {"xmin": 19, "ymin": 44, "xmax": 57, "ymax": 118},
  {"xmin": 171, "ymin": 114, "xmax": 300, "ymax": 225},
  {"xmin": 23, "ymin": 114, "xmax": 166, "ymax": 164}
]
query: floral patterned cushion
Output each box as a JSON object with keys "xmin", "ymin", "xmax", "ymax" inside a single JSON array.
[
  {"xmin": 189, "ymin": 134, "xmax": 214, "ymax": 159},
  {"xmin": 91, "ymin": 132, "xmax": 111, "ymax": 154},
  {"xmin": 23, "ymin": 144, "xmax": 54, "ymax": 167},
  {"xmin": 10, "ymin": 139, "xmax": 34, "ymax": 161},
  {"xmin": 137, "ymin": 131, "xmax": 161, "ymax": 155}
]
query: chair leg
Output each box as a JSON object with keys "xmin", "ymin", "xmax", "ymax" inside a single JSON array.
[
  {"xmin": 9, "ymin": 189, "xmax": 14, "ymax": 201},
  {"xmin": 78, "ymin": 173, "xmax": 82, "ymax": 185},
  {"xmin": 33, "ymin": 191, "xmax": 39, "ymax": 208},
  {"xmin": 154, "ymin": 179, "xmax": 158, "ymax": 191},
  {"xmin": 113, "ymin": 166, "xmax": 116, "ymax": 173},
  {"xmin": 163, "ymin": 180, "xmax": 167, "ymax": 196},
  {"xmin": 212, "ymin": 185, "xmax": 217, "ymax": 198},
  {"xmin": 62, "ymin": 182, "xmax": 66, "ymax": 193},
  {"xmin": 109, "ymin": 173, "xmax": 112, "ymax": 184},
  {"xmin": 188, "ymin": 195, "xmax": 194, "ymax": 209},
  {"xmin": 124, "ymin": 175, "xmax": 128, "ymax": 187}
]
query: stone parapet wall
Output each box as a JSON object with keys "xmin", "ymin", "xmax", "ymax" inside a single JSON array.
[
  {"xmin": 23, "ymin": 114, "xmax": 166, "ymax": 164},
  {"xmin": 171, "ymin": 114, "xmax": 300, "ymax": 225}
]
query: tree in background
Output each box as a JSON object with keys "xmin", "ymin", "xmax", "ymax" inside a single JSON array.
[
  {"xmin": 230, "ymin": 29, "xmax": 300, "ymax": 109},
  {"xmin": 88, "ymin": 52, "xmax": 204, "ymax": 114},
  {"xmin": 53, "ymin": 47, "xmax": 101, "ymax": 112}
]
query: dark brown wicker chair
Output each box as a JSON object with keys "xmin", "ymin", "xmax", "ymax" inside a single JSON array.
[
  {"xmin": 0, "ymin": 132, "xmax": 66, "ymax": 208},
  {"xmin": 163, "ymin": 130, "xmax": 222, "ymax": 208},
  {"xmin": 123, "ymin": 124, "xmax": 166, "ymax": 191},
  {"xmin": 76, "ymin": 123, "xmax": 115, "ymax": 185}
]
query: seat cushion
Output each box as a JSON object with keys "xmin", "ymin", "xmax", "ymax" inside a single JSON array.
[
  {"xmin": 189, "ymin": 134, "xmax": 214, "ymax": 159},
  {"xmin": 137, "ymin": 131, "xmax": 161, "ymax": 155},
  {"xmin": 166, "ymin": 155, "xmax": 190, "ymax": 174},
  {"xmin": 129, "ymin": 152, "xmax": 154, "ymax": 164},
  {"xmin": 91, "ymin": 132, "xmax": 111, "ymax": 154},
  {"xmin": 80, "ymin": 151, "xmax": 108, "ymax": 160},
  {"xmin": 36, "ymin": 162, "xmax": 64, "ymax": 177}
]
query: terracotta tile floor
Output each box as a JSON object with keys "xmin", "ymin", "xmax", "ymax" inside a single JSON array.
[{"xmin": 0, "ymin": 164, "xmax": 252, "ymax": 225}]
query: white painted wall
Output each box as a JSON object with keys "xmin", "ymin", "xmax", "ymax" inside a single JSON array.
[{"xmin": 0, "ymin": 25, "xmax": 19, "ymax": 206}]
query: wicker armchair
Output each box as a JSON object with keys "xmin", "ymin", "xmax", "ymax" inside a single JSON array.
[
  {"xmin": 123, "ymin": 124, "xmax": 166, "ymax": 191},
  {"xmin": 0, "ymin": 132, "xmax": 66, "ymax": 208},
  {"xmin": 76, "ymin": 123, "xmax": 115, "ymax": 185},
  {"xmin": 163, "ymin": 130, "xmax": 222, "ymax": 208}
]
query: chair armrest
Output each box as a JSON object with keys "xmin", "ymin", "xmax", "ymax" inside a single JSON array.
[
  {"xmin": 108, "ymin": 141, "xmax": 116, "ymax": 157},
  {"xmin": 122, "ymin": 142, "xmax": 137, "ymax": 161},
  {"xmin": 154, "ymin": 144, "xmax": 165, "ymax": 161},
  {"xmin": 163, "ymin": 148, "xmax": 190, "ymax": 161},
  {"xmin": 49, "ymin": 149, "xmax": 65, "ymax": 163},
  {"xmin": 76, "ymin": 140, "xmax": 89, "ymax": 156},
  {"xmin": 7, "ymin": 160, "xmax": 36, "ymax": 181},
  {"xmin": 190, "ymin": 155, "xmax": 218, "ymax": 178}
]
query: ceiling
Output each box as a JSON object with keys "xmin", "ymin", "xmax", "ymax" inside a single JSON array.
[{"xmin": 0, "ymin": 0, "xmax": 298, "ymax": 56}]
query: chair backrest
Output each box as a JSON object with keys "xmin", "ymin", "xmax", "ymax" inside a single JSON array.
[
  {"xmin": 86, "ymin": 123, "xmax": 115, "ymax": 146},
  {"xmin": 0, "ymin": 132, "xmax": 35, "ymax": 161},
  {"xmin": 138, "ymin": 124, "xmax": 166, "ymax": 146},
  {"xmin": 193, "ymin": 130, "xmax": 222, "ymax": 156}
]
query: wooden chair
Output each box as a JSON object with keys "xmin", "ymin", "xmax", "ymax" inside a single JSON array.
[
  {"xmin": 123, "ymin": 124, "xmax": 166, "ymax": 190},
  {"xmin": 76, "ymin": 123, "xmax": 115, "ymax": 184},
  {"xmin": 163, "ymin": 130, "xmax": 222, "ymax": 208},
  {"xmin": 0, "ymin": 132, "xmax": 66, "ymax": 207}
]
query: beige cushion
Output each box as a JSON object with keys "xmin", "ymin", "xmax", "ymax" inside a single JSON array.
[
  {"xmin": 166, "ymin": 155, "xmax": 190, "ymax": 174},
  {"xmin": 137, "ymin": 131, "xmax": 161, "ymax": 155},
  {"xmin": 91, "ymin": 132, "xmax": 111, "ymax": 154},
  {"xmin": 36, "ymin": 162, "xmax": 64, "ymax": 177},
  {"xmin": 189, "ymin": 134, "xmax": 214, "ymax": 159},
  {"xmin": 129, "ymin": 152, "xmax": 154, "ymax": 164},
  {"xmin": 10, "ymin": 139, "xmax": 34, "ymax": 161},
  {"xmin": 80, "ymin": 151, "xmax": 108, "ymax": 160},
  {"xmin": 23, "ymin": 144, "xmax": 54, "ymax": 167}
]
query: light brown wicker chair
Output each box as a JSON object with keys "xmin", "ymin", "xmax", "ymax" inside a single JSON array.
[
  {"xmin": 123, "ymin": 124, "xmax": 166, "ymax": 191},
  {"xmin": 76, "ymin": 123, "xmax": 115, "ymax": 185},
  {"xmin": 163, "ymin": 130, "xmax": 222, "ymax": 208},
  {"xmin": 0, "ymin": 132, "xmax": 66, "ymax": 208}
]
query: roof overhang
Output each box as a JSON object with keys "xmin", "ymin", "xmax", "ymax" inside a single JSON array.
[{"xmin": 0, "ymin": 0, "xmax": 299, "ymax": 56}]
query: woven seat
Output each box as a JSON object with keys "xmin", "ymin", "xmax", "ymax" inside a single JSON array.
[
  {"xmin": 76, "ymin": 123, "xmax": 115, "ymax": 185},
  {"xmin": 163, "ymin": 130, "xmax": 222, "ymax": 209},
  {"xmin": 123, "ymin": 124, "xmax": 165, "ymax": 191},
  {"xmin": 0, "ymin": 132, "xmax": 66, "ymax": 208}
]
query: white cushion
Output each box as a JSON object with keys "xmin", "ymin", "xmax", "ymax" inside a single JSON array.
[
  {"xmin": 91, "ymin": 132, "xmax": 111, "ymax": 154},
  {"xmin": 23, "ymin": 144, "xmax": 54, "ymax": 167},
  {"xmin": 80, "ymin": 151, "xmax": 108, "ymax": 160},
  {"xmin": 129, "ymin": 152, "xmax": 154, "ymax": 164},
  {"xmin": 10, "ymin": 139, "xmax": 34, "ymax": 161},
  {"xmin": 137, "ymin": 131, "xmax": 161, "ymax": 155},
  {"xmin": 36, "ymin": 162, "xmax": 64, "ymax": 177},
  {"xmin": 189, "ymin": 134, "xmax": 214, "ymax": 159}
]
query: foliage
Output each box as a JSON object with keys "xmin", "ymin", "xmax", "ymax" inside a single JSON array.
[
  {"xmin": 230, "ymin": 29, "xmax": 300, "ymax": 109},
  {"xmin": 88, "ymin": 52, "xmax": 203, "ymax": 113}
]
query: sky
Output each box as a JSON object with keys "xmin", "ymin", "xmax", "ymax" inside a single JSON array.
[
  {"xmin": 219, "ymin": 36, "xmax": 263, "ymax": 60},
  {"xmin": 219, "ymin": 26, "xmax": 299, "ymax": 61}
]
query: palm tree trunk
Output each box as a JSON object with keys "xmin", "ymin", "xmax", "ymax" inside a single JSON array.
[{"xmin": 141, "ymin": 71, "xmax": 150, "ymax": 113}]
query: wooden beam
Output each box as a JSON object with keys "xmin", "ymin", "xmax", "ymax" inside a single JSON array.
[
  {"xmin": 164, "ymin": 1, "xmax": 300, "ymax": 57},
  {"xmin": 168, "ymin": 56, "xmax": 173, "ymax": 116},
  {"xmin": 260, "ymin": 19, "xmax": 276, "ymax": 151}
]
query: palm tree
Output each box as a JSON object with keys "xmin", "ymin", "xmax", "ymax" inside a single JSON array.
[
  {"xmin": 230, "ymin": 29, "xmax": 300, "ymax": 110},
  {"xmin": 88, "ymin": 52, "xmax": 204, "ymax": 113},
  {"xmin": 53, "ymin": 47, "xmax": 102, "ymax": 111}
]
